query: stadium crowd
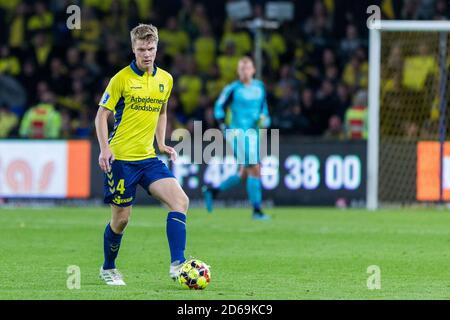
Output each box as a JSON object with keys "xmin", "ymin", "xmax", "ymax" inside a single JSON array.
[{"xmin": 0, "ymin": 0, "xmax": 448, "ymax": 140}]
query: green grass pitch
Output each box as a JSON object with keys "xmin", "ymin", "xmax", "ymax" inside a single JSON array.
[{"xmin": 0, "ymin": 206, "xmax": 449, "ymax": 300}]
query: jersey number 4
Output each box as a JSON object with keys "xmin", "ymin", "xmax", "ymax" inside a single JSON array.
[{"xmin": 117, "ymin": 179, "xmax": 126, "ymax": 195}]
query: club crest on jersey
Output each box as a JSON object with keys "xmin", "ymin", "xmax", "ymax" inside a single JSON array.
[{"xmin": 159, "ymin": 84, "xmax": 164, "ymax": 92}]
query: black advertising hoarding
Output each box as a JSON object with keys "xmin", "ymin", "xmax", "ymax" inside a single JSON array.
[{"xmin": 90, "ymin": 140, "xmax": 367, "ymax": 206}]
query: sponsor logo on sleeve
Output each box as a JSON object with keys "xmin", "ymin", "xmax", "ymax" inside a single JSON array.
[{"xmin": 102, "ymin": 92, "xmax": 110, "ymax": 104}]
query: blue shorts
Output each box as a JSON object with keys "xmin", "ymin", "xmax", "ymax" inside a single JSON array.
[{"xmin": 103, "ymin": 157, "xmax": 175, "ymax": 207}]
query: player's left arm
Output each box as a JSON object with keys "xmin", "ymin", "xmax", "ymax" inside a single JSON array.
[
  {"xmin": 156, "ymin": 102, "xmax": 177, "ymax": 161},
  {"xmin": 259, "ymin": 84, "xmax": 271, "ymax": 128},
  {"xmin": 156, "ymin": 74, "xmax": 177, "ymax": 161}
]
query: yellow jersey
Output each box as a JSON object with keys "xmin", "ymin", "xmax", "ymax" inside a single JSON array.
[{"xmin": 99, "ymin": 60, "xmax": 173, "ymax": 161}]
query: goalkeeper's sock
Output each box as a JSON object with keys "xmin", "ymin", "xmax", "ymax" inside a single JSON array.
[
  {"xmin": 219, "ymin": 174, "xmax": 241, "ymax": 192},
  {"xmin": 103, "ymin": 223, "xmax": 123, "ymax": 270},
  {"xmin": 166, "ymin": 211, "xmax": 186, "ymax": 263},
  {"xmin": 246, "ymin": 176, "xmax": 262, "ymax": 212}
]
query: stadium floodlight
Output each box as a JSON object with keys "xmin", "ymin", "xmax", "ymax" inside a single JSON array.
[
  {"xmin": 226, "ymin": 0, "xmax": 252, "ymax": 21},
  {"xmin": 229, "ymin": 0, "xmax": 286, "ymax": 79},
  {"xmin": 367, "ymin": 20, "xmax": 450, "ymax": 210},
  {"xmin": 265, "ymin": 2, "xmax": 294, "ymax": 21},
  {"xmin": 244, "ymin": 18, "xmax": 280, "ymax": 79}
]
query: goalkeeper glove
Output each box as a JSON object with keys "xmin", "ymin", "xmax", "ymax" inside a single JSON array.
[{"xmin": 258, "ymin": 115, "xmax": 269, "ymax": 128}]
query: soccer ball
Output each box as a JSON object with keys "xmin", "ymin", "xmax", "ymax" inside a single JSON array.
[{"xmin": 177, "ymin": 259, "xmax": 211, "ymax": 290}]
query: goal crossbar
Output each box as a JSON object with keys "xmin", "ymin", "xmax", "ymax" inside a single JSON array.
[{"xmin": 377, "ymin": 20, "xmax": 450, "ymax": 32}]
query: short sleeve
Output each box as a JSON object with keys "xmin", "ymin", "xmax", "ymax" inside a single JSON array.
[
  {"xmin": 165, "ymin": 74, "xmax": 173, "ymax": 102},
  {"xmin": 99, "ymin": 75, "xmax": 122, "ymax": 112}
]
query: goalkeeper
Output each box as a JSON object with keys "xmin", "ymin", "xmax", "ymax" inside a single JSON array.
[{"xmin": 202, "ymin": 57, "xmax": 271, "ymax": 220}]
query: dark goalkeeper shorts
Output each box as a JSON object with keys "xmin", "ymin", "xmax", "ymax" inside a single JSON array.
[{"xmin": 103, "ymin": 157, "xmax": 175, "ymax": 207}]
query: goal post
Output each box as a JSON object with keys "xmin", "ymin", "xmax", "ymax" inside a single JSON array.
[{"xmin": 367, "ymin": 20, "xmax": 450, "ymax": 210}]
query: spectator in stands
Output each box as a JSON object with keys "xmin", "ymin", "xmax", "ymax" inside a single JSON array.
[
  {"xmin": 342, "ymin": 52, "xmax": 368, "ymax": 93},
  {"xmin": 403, "ymin": 42, "xmax": 437, "ymax": 91},
  {"xmin": 324, "ymin": 115, "xmax": 344, "ymax": 140},
  {"xmin": 321, "ymin": 49, "xmax": 337, "ymax": 72},
  {"xmin": 0, "ymin": 45, "xmax": 20, "ymax": 76},
  {"xmin": 83, "ymin": 51, "xmax": 101, "ymax": 79},
  {"xmin": 72, "ymin": 109, "xmax": 92, "ymax": 139},
  {"xmin": 71, "ymin": 6, "xmax": 102, "ymax": 54},
  {"xmin": 184, "ymin": 2, "xmax": 209, "ymax": 40},
  {"xmin": 385, "ymin": 43, "xmax": 403, "ymax": 79},
  {"xmin": 166, "ymin": 94, "xmax": 187, "ymax": 132},
  {"xmin": 299, "ymin": 87, "xmax": 321, "ymax": 135},
  {"xmin": 177, "ymin": 0, "xmax": 196, "ymax": 38},
  {"xmin": 159, "ymin": 16, "xmax": 190, "ymax": 60},
  {"xmin": 416, "ymin": 0, "xmax": 436, "ymax": 19},
  {"xmin": 103, "ymin": 35, "xmax": 125, "ymax": 73},
  {"xmin": 381, "ymin": 73, "xmax": 405, "ymax": 137},
  {"xmin": 19, "ymin": 91, "xmax": 61, "ymax": 139},
  {"xmin": 262, "ymin": 30, "xmax": 287, "ymax": 74},
  {"xmin": 31, "ymin": 32, "xmax": 53, "ymax": 69},
  {"xmin": 292, "ymin": 45, "xmax": 318, "ymax": 88},
  {"xmin": 177, "ymin": 58, "xmax": 203, "ymax": 118},
  {"xmin": 27, "ymin": 1, "xmax": 53, "ymax": 35},
  {"xmin": 194, "ymin": 22, "xmax": 216, "ymax": 74},
  {"xmin": 434, "ymin": 0, "xmax": 449, "ymax": 20},
  {"xmin": 48, "ymin": 57, "xmax": 69, "ymax": 96},
  {"xmin": 204, "ymin": 63, "xmax": 226, "ymax": 103},
  {"xmin": 336, "ymin": 83, "xmax": 352, "ymax": 120},
  {"xmin": 17, "ymin": 59, "xmax": 38, "ymax": 106},
  {"xmin": 340, "ymin": 24, "xmax": 363, "ymax": 61},
  {"xmin": 60, "ymin": 108, "xmax": 72, "ymax": 139},
  {"xmin": 344, "ymin": 90, "xmax": 368, "ymax": 140},
  {"xmin": 7, "ymin": 3, "xmax": 27, "ymax": 49},
  {"xmin": 274, "ymin": 64, "xmax": 300, "ymax": 100},
  {"xmin": 272, "ymin": 83, "xmax": 301, "ymax": 133},
  {"xmin": 0, "ymin": 72, "xmax": 27, "ymax": 116},
  {"xmin": 0, "ymin": 104, "xmax": 18, "ymax": 138},
  {"xmin": 325, "ymin": 65, "xmax": 339, "ymax": 84},
  {"xmin": 103, "ymin": 0, "xmax": 128, "ymax": 42},
  {"xmin": 315, "ymin": 79, "xmax": 339, "ymax": 134},
  {"xmin": 217, "ymin": 41, "xmax": 240, "ymax": 83},
  {"xmin": 303, "ymin": 1, "xmax": 332, "ymax": 55},
  {"xmin": 220, "ymin": 21, "xmax": 252, "ymax": 56},
  {"xmin": 66, "ymin": 47, "xmax": 82, "ymax": 71},
  {"xmin": 303, "ymin": 0, "xmax": 332, "ymax": 37}
]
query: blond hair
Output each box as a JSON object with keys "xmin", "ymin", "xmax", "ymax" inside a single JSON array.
[
  {"xmin": 130, "ymin": 24, "xmax": 159, "ymax": 46},
  {"xmin": 239, "ymin": 56, "xmax": 254, "ymax": 65}
]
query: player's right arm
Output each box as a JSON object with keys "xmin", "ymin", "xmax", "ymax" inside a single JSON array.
[
  {"xmin": 95, "ymin": 106, "xmax": 114, "ymax": 173},
  {"xmin": 214, "ymin": 82, "xmax": 236, "ymax": 131},
  {"xmin": 95, "ymin": 74, "xmax": 123, "ymax": 173}
]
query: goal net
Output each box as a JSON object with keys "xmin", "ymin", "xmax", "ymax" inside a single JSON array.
[{"xmin": 368, "ymin": 21, "xmax": 450, "ymax": 208}]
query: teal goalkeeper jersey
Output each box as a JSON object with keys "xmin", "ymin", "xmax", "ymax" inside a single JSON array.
[{"xmin": 214, "ymin": 79, "xmax": 271, "ymax": 130}]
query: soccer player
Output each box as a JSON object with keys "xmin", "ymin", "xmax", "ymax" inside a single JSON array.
[
  {"xmin": 95, "ymin": 24, "xmax": 188, "ymax": 285},
  {"xmin": 202, "ymin": 57, "xmax": 271, "ymax": 220}
]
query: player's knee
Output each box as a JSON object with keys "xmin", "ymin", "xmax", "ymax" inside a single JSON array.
[
  {"xmin": 171, "ymin": 192, "xmax": 189, "ymax": 213},
  {"xmin": 117, "ymin": 216, "xmax": 129, "ymax": 229},
  {"xmin": 111, "ymin": 207, "xmax": 130, "ymax": 231},
  {"xmin": 112, "ymin": 216, "xmax": 129, "ymax": 232},
  {"xmin": 179, "ymin": 193, "xmax": 190, "ymax": 213}
]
